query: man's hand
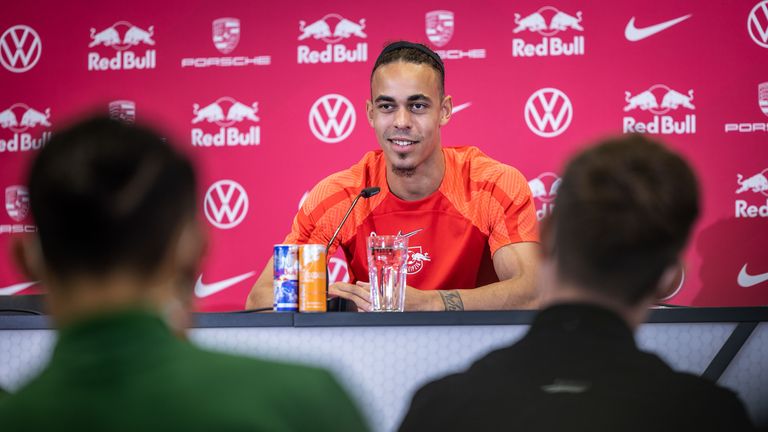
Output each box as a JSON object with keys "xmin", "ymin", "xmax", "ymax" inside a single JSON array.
[{"xmin": 329, "ymin": 282, "xmax": 443, "ymax": 312}]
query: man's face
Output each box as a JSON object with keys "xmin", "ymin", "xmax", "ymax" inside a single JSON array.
[{"xmin": 367, "ymin": 61, "xmax": 451, "ymax": 177}]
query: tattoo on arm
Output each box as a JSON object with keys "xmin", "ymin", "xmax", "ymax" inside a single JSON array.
[{"xmin": 439, "ymin": 290, "xmax": 465, "ymax": 311}]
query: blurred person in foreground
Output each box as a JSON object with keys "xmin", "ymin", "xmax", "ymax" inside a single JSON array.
[
  {"xmin": 399, "ymin": 135, "xmax": 755, "ymax": 431},
  {"xmin": 0, "ymin": 117, "xmax": 369, "ymax": 431},
  {"xmin": 246, "ymin": 41, "xmax": 540, "ymax": 312}
]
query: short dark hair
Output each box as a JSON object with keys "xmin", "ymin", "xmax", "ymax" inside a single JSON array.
[
  {"xmin": 371, "ymin": 41, "xmax": 445, "ymax": 96},
  {"xmin": 27, "ymin": 117, "xmax": 196, "ymax": 281},
  {"xmin": 544, "ymin": 135, "xmax": 699, "ymax": 305}
]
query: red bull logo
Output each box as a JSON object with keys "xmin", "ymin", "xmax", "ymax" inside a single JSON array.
[
  {"xmin": 88, "ymin": 21, "xmax": 156, "ymax": 71},
  {"xmin": 0, "ymin": 103, "xmax": 52, "ymax": 153},
  {"xmin": 528, "ymin": 172, "xmax": 561, "ymax": 220},
  {"xmin": 736, "ymin": 169, "xmax": 768, "ymax": 218},
  {"xmin": 191, "ymin": 97, "xmax": 260, "ymax": 147},
  {"xmin": 297, "ymin": 14, "xmax": 368, "ymax": 64},
  {"xmin": 512, "ymin": 6, "xmax": 585, "ymax": 57},
  {"xmin": 406, "ymin": 246, "xmax": 431, "ymax": 275},
  {"xmin": 623, "ymin": 84, "xmax": 696, "ymax": 134}
]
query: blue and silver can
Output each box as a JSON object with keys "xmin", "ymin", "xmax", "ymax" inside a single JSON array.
[{"xmin": 273, "ymin": 244, "xmax": 299, "ymax": 312}]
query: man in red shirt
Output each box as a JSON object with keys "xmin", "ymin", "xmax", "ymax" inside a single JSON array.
[{"xmin": 245, "ymin": 41, "xmax": 539, "ymax": 311}]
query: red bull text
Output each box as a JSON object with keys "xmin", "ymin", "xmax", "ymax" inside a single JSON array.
[
  {"xmin": 273, "ymin": 244, "xmax": 299, "ymax": 312},
  {"xmin": 299, "ymin": 244, "xmax": 327, "ymax": 312}
]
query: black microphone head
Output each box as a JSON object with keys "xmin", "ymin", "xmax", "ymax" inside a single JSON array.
[{"xmin": 361, "ymin": 187, "xmax": 380, "ymax": 198}]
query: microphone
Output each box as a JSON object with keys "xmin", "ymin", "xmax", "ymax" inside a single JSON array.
[
  {"xmin": 326, "ymin": 186, "xmax": 380, "ymax": 252},
  {"xmin": 325, "ymin": 186, "xmax": 380, "ymax": 311}
]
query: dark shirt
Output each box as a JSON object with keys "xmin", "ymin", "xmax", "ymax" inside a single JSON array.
[
  {"xmin": 0, "ymin": 309, "xmax": 369, "ymax": 431},
  {"xmin": 400, "ymin": 303, "xmax": 755, "ymax": 432}
]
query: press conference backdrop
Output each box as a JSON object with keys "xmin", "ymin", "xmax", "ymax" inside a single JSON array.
[{"xmin": 1, "ymin": 1, "xmax": 767, "ymax": 311}]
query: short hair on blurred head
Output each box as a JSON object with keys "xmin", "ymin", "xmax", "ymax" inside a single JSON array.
[
  {"xmin": 544, "ymin": 134, "xmax": 699, "ymax": 305},
  {"xmin": 27, "ymin": 116, "xmax": 196, "ymax": 282}
]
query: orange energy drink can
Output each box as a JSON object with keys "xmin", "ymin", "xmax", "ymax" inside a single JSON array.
[{"xmin": 299, "ymin": 244, "xmax": 327, "ymax": 312}]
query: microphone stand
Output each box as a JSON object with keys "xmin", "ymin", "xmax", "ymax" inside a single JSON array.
[{"xmin": 325, "ymin": 187, "xmax": 380, "ymax": 311}]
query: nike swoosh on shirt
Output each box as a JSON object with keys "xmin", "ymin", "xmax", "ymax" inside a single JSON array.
[
  {"xmin": 0, "ymin": 281, "xmax": 37, "ymax": 296},
  {"xmin": 737, "ymin": 264, "xmax": 768, "ymax": 288},
  {"xmin": 194, "ymin": 271, "xmax": 256, "ymax": 298},
  {"xmin": 624, "ymin": 14, "xmax": 692, "ymax": 41},
  {"xmin": 451, "ymin": 102, "xmax": 472, "ymax": 114}
]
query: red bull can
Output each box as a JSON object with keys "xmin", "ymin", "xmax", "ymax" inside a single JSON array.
[
  {"xmin": 273, "ymin": 244, "xmax": 299, "ymax": 312},
  {"xmin": 299, "ymin": 244, "xmax": 327, "ymax": 313}
]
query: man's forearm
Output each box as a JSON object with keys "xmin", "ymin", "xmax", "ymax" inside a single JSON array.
[{"xmin": 452, "ymin": 277, "xmax": 540, "ymax": 310}]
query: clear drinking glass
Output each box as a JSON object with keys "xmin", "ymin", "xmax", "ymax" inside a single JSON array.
[{"xmin": 367, "ymin": 235, "xmax": 408, "ymax": 312}]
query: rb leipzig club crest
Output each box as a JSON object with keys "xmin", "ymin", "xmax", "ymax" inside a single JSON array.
[
  {"xmin": 425, "ymin": 11, "xmax": 454, "ymax": 47},
  {"xmin": 212, "ymin": 18, "xmax": 240, "ymax": 54},
  {"xmin": 406, "ymin": 246, "xmax": 431, "ymax": 274},
  {"xmin": 5, "ymin": 186, "xmax": 30, "ymax": 222}
]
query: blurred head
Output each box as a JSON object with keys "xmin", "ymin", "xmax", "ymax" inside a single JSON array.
[
  {"xmin": 366, "ymin": 41, "xmax": 452, "ymax": 178},
  {"xmin": 542, "ymin": 134, "xmax": 699, "ymax": 307},
  {"xmin": 16, "ymin": 117, "xmax": 202, "ymax": 325}
]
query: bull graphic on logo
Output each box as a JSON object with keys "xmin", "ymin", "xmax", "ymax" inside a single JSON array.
[
  {"xmin": 406, "ymin": 246, "xmax": 431, "ymax": 275},
  {"xmin": 192, "ymin": 98, "xmax": 259, "ymax": 126},
  {"xmin": 528, "ymin": 177, "xmax": 561, "ymax": 199},
  {"xmin": 89, "ymin": 26, "xmax": 121, "ymax": 48},
  {"xmin": 624, "ymin": 85, "xmax": 694, "ymax": 114},
  {"xmin": 123, "ymin": 25, "xmax": 155, "ymax": 46},
  {"xmin": 0, "ymin": 104, "xmax": 51, "ymax": 132},
  {"xmin": 0, "ymin": 108, "xmax": 18, "ymax": 129},
  {"xmin": 513, "ymin": 12, "xmax": 547, "ymax": 33},
  {"xmin": 513, "ymin": 8, "xmax": 582, "ymax": 34},
  {"xmin": 549, "ymin": 11, "xmax": 583, "ymax": 31},
  {"xmin": 192, "ymin": 102, "xmax": 225, "ymax": 124},
  {"xmin": 660, "ymin": 89, "xmax": 695, "ymax": 110},
  {"xmin": 226, "ymin": 102, "xmax": 259, "ymax": 122},
  {"xmin": 425, "ymin": 10, "xmax": 455, "ymax": 47},
  {"xmin": 624, "ymin": 90, "xmax": 658, "ymax": 112},
  {"xmin": 90, "ymin": 22, "xmax": 155, "ymax": 49},
  {"xmin": 213, "ymin": 18, "xmax": 240, "ymax": 54},
  {"xmin": 736, "ymin": 170, "xmax": 768, "ymax": 195},
  {"xmin": 5, "ymin": 186, "xmax": 30, "ymax": 222},
  {"xmin": 20, "ymin": 107, "xmax": 51, "ymax": 128},
  {"xmin": 298, "ymin": 14, "xmax": 366, "ymax": 42}
]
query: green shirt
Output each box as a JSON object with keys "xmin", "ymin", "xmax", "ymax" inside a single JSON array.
[{"xmin": 0, "ymin": 309, "xmax": 369, "ymax": 431}]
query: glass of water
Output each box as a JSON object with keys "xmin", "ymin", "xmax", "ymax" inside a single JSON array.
[{"xmin": 367, "ymin": 235, "xmax": 408, "ymax": 312}]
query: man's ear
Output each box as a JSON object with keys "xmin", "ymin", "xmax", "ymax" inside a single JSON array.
[
  {"xmin": 11, "ymin": 235, "xmax": 44, "ymax": 281},
  {"xmin": 439, "ymin": 95, "xmax": 453, "ymax": 126},
  {"xmin": 366, "ymin": 99, "xmax": 375, "ymax": 127},
  {"xmin": 655, "ymin": 261, "xmax": 684, "ymax": 302},
  {"xmin": 175, "ymin": 220, "xmax": 206, "ymax": 273}
]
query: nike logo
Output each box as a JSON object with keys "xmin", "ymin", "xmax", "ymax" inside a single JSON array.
[
  {"xmin": 451, "ymin": 102, "xmax": 472, "ymax": 115},
  {"xmin": 397, "ymin": 228, "xmax": 424, "ymax": 238},
  {"xmin": 0, "ymin": 281, "xmax": 37, "ymax": 296},
  {"xmin": 194, "ymin": 271, "xmax": 255, "ymax": 298},
  {"xmin": 625, "ymin": 14, "xmax": 692, "ymax": 41},
  {"xmin": 737, "ymin": 264, "xmax": 768, "ymax": 288}
]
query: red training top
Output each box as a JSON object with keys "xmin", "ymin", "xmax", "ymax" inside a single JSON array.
[{"xmin": 285, "ymin": 146, "xmax": 539, "ymax": 290}]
